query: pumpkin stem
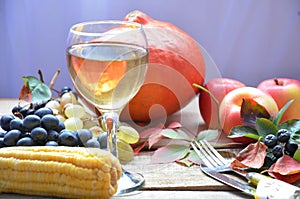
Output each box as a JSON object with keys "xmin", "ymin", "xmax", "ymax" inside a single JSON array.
[{"xmin": 124, "ymin": 10, "xmax": 151, "ymax": 25}]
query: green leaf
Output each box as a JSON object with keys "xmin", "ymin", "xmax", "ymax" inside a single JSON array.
[
  {"xmin": 228, "ymin": 126, "xmax": 260, "ymax": 140},
  {"xmin": 278, "ymin": 119, "xmax": 300, "ymax": 143},
  {"xmin": 161, "ymin": 128, "xmax": 192, "ymax": 141},
  {"xmin": 150, "ymin": 144, "xmax": 190, "ymax": 164},
  {"xmin": 291, "ymin": 132, "xmax": 300, "ymax": 143},
  {"xmin": 273, "ymin": 99, "xmax": 295, "ymax": 126},
  {"xmin": 293, "ymin": 149, "xmax": 300, "ymax": 162},
  {"xmin": 197, "ymin": 129, "xmax": 220, "ymax": 141},
  {"xmin": 256, "ymin": 118, "xmax": 278, "ymax": 138},
  {"xmin": 186, "ymin": 150, "xmax": 202, "ymax": 165},
  {"xmin": 22, "ymin": 76, "xmax": 51, "ymax": 103}
]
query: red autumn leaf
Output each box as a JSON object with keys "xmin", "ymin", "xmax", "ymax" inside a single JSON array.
[
  {"xmin": 231, "ymin": 140, "xmax": 267, "ymax": 169},
  {"xmin": 268, "ymin": 155, "xmax": 300, "ymax": 183}
]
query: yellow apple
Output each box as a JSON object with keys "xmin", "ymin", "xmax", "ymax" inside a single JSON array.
[
  {"xmin": 219, "ymin": 87, "xmax": 279, "ymax": 135},
  {"xmin": 257, "ymin": 78, "xmax": 300, "ymax": 123}
]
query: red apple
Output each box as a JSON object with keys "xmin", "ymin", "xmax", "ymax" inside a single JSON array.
[
  {"xmin": 199, "ymin": 78, "xmax": 246, "ymax": 129},
  {"xmin": 219, "ymin": 87, "xmax": 279, "ymax": 135},
  {"xmin": 257, "ymin": 78, "xmax": 300, "ymax": 122}
]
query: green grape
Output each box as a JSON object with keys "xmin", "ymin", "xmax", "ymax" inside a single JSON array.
[
  {"xmin": 45, "ymin": 100, "xmax": 61, "ymax": 112},
  {"xmin": 64, "ymin": 117, "xmax": 83, "ymax": 131},
  {"xmin": 60, "ymin": 92, "xmax": 77, "ymax": 107},
  {"xmin": 117, "ymin": 125, "xmax": 139, "ymax": 144},
  {"xmin": 83, "ymin": 119, "xmax": 99, "ymax": 130},
  {"xmin": 56, "ymin": 114, "xmax": 66, "ymax": 122},
  {"xmin": 64, "ymin": 104, "xmax": 86, "ymax": 118},
  {"xmin": 117, "ymin": 139, "xmax": 134, "ymax": 162},
  {"xmin": 89, "ymin": 126, "xmax": 104, "ymax": 137}
]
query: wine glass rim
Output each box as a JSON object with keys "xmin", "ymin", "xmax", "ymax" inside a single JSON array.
[{"xmin": 70, "ymin": 20, "xmax": 143, "ymax": 36}]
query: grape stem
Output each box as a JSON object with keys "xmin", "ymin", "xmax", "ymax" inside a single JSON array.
[
  {"xmin": 49, "ymin": 69, "xmax": 61, "ymax": 90},
  {"xmin": 38, "ymin": 70, "xmax": 44, "ymax": 83}
]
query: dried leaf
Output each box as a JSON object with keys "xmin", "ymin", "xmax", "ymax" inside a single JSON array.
[
  {"xmin": 139, "ymin": 123, "xmax": 164, "ymax": 139},
  {"xmin": 148, "ymin": 132, "xmax": 164, "ymax": 149},
  {"xmin": 231, "ymin": 140, "xmax": 267, "ymax": 169},
  {"xmin": 150, "ymin": 144, "xmax": 190, "ymax": 164},
  {"xmin": 268, "ymin": 155, "xmax": 300, "ymax": 183},
  {"xmin": 176, "ymin": 158, "xmax": 194, "ymax": 167},
  {"xmin": 19, "ymin": 84, "xmax": 32, "ymax": 102},
  {"xmin": 241, "ymin": 98, "xmax": 270, "ymax": 128}
]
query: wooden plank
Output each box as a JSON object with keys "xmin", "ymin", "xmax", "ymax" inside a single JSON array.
[
  {"xmin": 123, "ymin": 152, "xmax": 243, "ymax": 191},
  {"xmin": 0, "ymin": 191, "xmax": 253, "ymax": 199}
]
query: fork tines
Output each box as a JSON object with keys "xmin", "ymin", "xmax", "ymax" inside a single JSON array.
[{"xmin": 191, "ymin": 140, "xmax": 227, "ymax": 168}]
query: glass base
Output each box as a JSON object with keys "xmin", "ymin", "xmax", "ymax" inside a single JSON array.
[{"xmin": 114, "ymin": 169, "xmax": 145, "ymax": 196}]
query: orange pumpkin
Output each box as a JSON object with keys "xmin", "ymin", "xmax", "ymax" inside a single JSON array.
[{"xmin": 120, "ymin": 10, "xmax": 206, "ymax": 122}]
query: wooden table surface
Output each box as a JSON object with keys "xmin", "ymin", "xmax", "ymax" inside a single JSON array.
[{"xmin": 0, "ymin": 98, "xmax": 271, "ymax": 198}]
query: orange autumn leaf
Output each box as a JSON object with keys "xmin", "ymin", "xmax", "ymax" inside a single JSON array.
[
  {"xmin": 268, "ymin": 155, "xmax": 300, "ymax": 183},
  {"xmin": 231, "ymin": 140, "xmax": 267, "ymax": 169},
  {"xmin": 19, "ymin": 84, "xmax": 32, "ymax": 102}
]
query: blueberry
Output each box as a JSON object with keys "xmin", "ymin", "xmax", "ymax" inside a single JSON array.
[
  {"xmin": 277, "ymin": 129, "xmax": 291, "ymax": 143},
  {"xmin": 263, "ymin": 154, "xmax": 276, "ymax": 168},
  {"xmin": 0, "ymin": 114, "xmax": 15, "ymax": 131},
  {"xmin": 272, "ymin": 145, "xmax": 284, "ymax": 158},
  {"xmin": 264, "ymin": 134, "xmax": 278, "ymax": 148},
  {"xmin": 285, "ymin": 141, "xmax": 298, "ymax": 157}
]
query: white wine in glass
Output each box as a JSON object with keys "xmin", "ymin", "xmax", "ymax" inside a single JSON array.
[{"xmin": 66, "ymin": 21, "xmax": 148, "ymax": 195}]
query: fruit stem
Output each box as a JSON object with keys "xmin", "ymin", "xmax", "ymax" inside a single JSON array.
[
  {"xmin": 274, "ymin": 77, "xmax": 283, "ymax": 86},
  {"xmin": 193, "ymin": 83, "xmax": 221, "ymax": 129},
  {"xmin": 49, "ymin": 69, "xmax": 61, "ymax": 90},
  {"xmin": 38, "ymin": 69, "xmax": 44, "ymax": 83}
]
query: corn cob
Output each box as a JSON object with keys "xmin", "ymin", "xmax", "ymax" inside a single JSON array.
[{"xmin": 0, "ymin": 146, "xmax": 122, "ymax": 199}]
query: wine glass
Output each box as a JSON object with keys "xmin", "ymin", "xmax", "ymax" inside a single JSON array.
[{"xmin": 66, "ymin": 21, "xmax": 148, "ymax": 195}]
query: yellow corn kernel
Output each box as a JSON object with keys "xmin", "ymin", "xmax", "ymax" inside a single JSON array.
[{"xmin": 0, "ymin": 146, "xmax": 122, "ymax": 199}]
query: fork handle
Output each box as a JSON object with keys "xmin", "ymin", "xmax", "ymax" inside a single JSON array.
[{"xmin": 247, "ymin": 172, "xmax": 300, "ymax": 199}]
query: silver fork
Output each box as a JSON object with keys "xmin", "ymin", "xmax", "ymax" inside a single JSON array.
[{"xmin": 191, "ymin": 139, "xmax": 247, "ymax": 177}]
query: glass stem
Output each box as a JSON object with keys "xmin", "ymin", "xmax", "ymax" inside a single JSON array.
[{"xmin": 103, "ymin": 112, "xmax": 119, "ymax": 157}]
